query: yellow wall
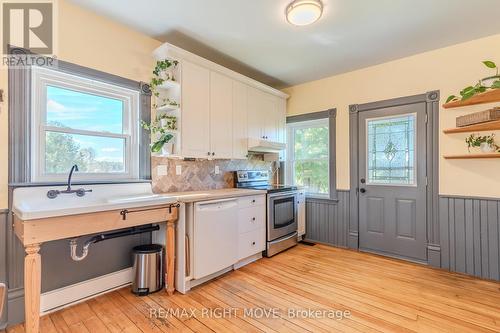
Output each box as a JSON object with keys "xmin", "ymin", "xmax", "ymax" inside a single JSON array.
[
  {"xmin": 283, "ymin": 34, "xmax": 500, "ymax": 197},
  {"xmin": 0, "ymin": 0, "xmax": 161, "ymax": 208}
]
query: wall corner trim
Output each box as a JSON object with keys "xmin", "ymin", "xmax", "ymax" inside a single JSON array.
[
  {"xmin": 426, "ymin": 90, "xmax": 440, "ymax": 102},
  {"xmin": 349, "ymin": 104, "xmax": 359, "ymax": 114}
]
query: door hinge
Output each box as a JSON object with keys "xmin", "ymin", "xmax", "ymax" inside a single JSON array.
[
  {"xmin": 425, "ymin": 177, "xmax": 428, "ymax": 187},
  {"xmin": 425, "ymin": 113, "xmax": 428, "ymax": 124}
]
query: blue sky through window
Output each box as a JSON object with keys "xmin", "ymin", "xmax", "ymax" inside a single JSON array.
[{"xmin": 46, "ymin": 85, "xmax": 125, "ymax": 164}]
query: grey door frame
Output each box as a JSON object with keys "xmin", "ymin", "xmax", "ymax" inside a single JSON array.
[{"xmin": 349, "ymin": 91, "xmax": 440, "ymax": 267}]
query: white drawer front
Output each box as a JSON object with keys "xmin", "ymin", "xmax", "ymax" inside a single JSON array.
[
  {"xmin": 238, "ymin": 205, "xmax": 265, "ymax": 234},
  {"xmin": 238, "ymin": 228, "xmax": 265, "ymax": 260},
  {"xmin": 238, "ymin": 195, "xmax": 266, "ymax": 209}
]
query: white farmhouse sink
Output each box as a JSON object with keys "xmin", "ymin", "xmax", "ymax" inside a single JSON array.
[{"xmin": 13, "ymin": 183, "xmax": 177, "ymax": 220}]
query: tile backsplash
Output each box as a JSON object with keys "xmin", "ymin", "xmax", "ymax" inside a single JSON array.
[{"xmin": 152, "ymin": 155, "xmax": 277, "ymax": 193}]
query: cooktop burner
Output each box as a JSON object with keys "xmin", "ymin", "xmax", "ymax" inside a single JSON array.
[
  {"xmin": 234, "ymin": 170, "xmax": 298, "ymax": 193},
  {"xmin": 237, "ymin": 184, "xmax": 298, "ymax": 193}
]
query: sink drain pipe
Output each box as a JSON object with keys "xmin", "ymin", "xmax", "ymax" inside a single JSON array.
[{"xmin": 70, "ymin": 224, "xmax": 160, "ymax": 261}]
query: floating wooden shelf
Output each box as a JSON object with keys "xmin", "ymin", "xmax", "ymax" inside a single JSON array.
[
  {"xmin": 443, "ymin": 120, "xmax": 500, "ymax": 134},
  {"xmin": 443, "ymin": 153, "xmax": 500, "ymax": 159},
  {"xmin": 443, "ymin": 89, "xmax": 500, "ymax": 109}
]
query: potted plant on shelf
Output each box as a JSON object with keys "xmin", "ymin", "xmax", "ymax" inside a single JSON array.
[
  {"xmin": 154, "ymin": 97, "xmax": 180, "ymax": 110},
  {"xmin": 141, "ymin": 117, "xmax": 177, "ymax": 155},
  {"xmin": 447, "ymin": 60, "xmax": 500, "ymax": 103},
  {"xmin": 149, "ymin": 59, "xmax": 179, "ymax": 98},
  {"xmin": 465, "ymin": 133, "xmax": 500, "ymax": 153},
  {"xmin": 158, "ymin": 114, "xmax": 177, "ymax": 130}
]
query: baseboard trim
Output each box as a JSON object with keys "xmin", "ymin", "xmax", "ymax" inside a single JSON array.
[
  {"xmin": 348, "ymin": 231, "xmax": 359, "ymax": 249},
  {"xmin": 233, "ymin": 253, "xmax": 262, "ymax": 270},
  {"xmin": 40, "ymin": 267, "xmax": 133, "ymax": 314},
  {"xmin": 427, "ymin": 243, "xmax": 441, "ymax": 267}
]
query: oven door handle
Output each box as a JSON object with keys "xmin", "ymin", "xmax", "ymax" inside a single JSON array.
[
  {"xmin": 269, "ymin": 231, "xmax": 298, "ymax": 245},
  {"xmin": 268, "ymin": 191, "xmax": 297, "ymax": 199}
]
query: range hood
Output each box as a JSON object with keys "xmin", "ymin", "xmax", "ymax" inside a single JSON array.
[{"xmin": 247, "ymin": 138, "xmax": 286, "ymax": 153}]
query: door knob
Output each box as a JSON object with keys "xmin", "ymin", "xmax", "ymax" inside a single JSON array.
[{"xmin": 360, "ymin": 188, "xmax": 366, "ymax": 194}]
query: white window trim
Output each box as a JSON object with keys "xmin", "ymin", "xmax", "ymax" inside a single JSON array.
[
  {"xmin": 286, "ymin": 118, "xmax": 329, "ymax": 198},
  {"xmin": 31, "ymin": 66, "xmax": 140, "ymax": 182}
]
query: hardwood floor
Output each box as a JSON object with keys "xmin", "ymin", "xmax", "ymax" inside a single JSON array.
[{"xmin": 5, "ymin": 244, "xmax": 500, "ymax": 332}]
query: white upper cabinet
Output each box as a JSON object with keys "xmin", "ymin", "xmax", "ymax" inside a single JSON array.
[
  {"xmin": 232, "ymin": 81, "xmax": 248, "ymax": 159},
  {"xmin": 276, "ymin": 97, "xmax": 286, "ymax": 144},
  {"xmin": 247, "ymin": 86, "xmax": 265, "ymax": 141},
  {"xmin": 248, "ymin": 88, "xmax": 286, "ymax": 143},
  {"xmin": 181, "ymin": 61, "xmax": 210, "ymax": 158},
  {"xmin": 210, "ymin": 71, "xmax": 234, "ymax": 159},
  {"xmin": 156, "ymin": 43, "xmax": 288, "ymax": 159}
]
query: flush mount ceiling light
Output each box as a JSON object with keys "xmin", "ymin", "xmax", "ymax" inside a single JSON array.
[{"xmin": 286, "ymin": 0, "xmax": 323, "ymax": 26}]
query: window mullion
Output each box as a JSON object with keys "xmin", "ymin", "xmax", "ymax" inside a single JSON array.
[{"xmin": 44, "ymin": 125, "xmax": 129, "ymax": 140}]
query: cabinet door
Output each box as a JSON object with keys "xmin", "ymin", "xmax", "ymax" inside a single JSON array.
[
  {"xmin": 247, "ymin": 86, "xmax": 265, "ymax": 140},
  {"xmin": 233, "ymin": 81, "xmax": 248, "ymax": 159},
  {"xmin": 276, "ymin": 97, "xmax": 286, "ymax": 144},
  {"xmin": 210, "ymin": 71, "xmax": 233, "ymax": 158},
  {"xmin": 181, "ymin": 61, "xmax": 210, "ymax": 158},
  {"xmin": 262, "ymin": 93, "xmax": 278, "ymax": 141}
]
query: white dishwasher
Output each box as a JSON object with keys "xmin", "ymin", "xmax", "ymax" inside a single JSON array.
[{"xmin": 193, "ymin": 198, "xmax": 238, "ymax": 279}]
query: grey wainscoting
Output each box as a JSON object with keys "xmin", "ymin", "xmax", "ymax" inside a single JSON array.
[
  {"xmin": 439, "ymin": 195, "xmax": 500, "ymax": 281},
  {"xmin": 304, "ymin": 190, "xmax": 350, "ymax": 247}
]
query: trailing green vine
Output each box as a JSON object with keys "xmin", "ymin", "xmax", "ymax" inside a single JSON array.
[
  {"xmin": 447, "ymin": 60, "xmax": 500, "ymax": 103},
  {"xmin": 149, "ymin": 59, "xmax": 179, "ymax": 98},
  {"xmin": 140, "ymin": 115, "xmax": 176, "ymax": 153},
  {"xmin": 142, "ymin": 59, "xmax": 180, "ymax": 154}
]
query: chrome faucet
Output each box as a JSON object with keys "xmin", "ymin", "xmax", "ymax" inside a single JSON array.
[{"xmin": 46, "ymin": 165, "xmax": 93, "ymax": 199}]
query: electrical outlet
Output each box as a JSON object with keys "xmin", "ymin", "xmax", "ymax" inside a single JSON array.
[
  {"xmin": 175, "ymin": 165, "xmax": 182, "ymax": 175},
  {"xmin": 157, "ymin": 165, "xmax": 168, "ymax": 176},
  {"xmin": 214, "ymin": 165, "xmax": 220, "ymax": 175}
]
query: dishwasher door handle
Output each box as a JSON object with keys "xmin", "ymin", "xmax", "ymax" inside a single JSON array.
[{"xmin": 196, "ymin": 198, "xmax": 238, "ymax": 211}]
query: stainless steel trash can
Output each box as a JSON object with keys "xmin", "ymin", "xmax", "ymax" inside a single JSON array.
[{"xmin": 132, "ymin": 244, "xmax": 164, "ymax": 296}]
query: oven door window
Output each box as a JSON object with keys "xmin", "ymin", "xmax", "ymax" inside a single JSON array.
[{"xmin": 273, "ymin": 196, "xmax": 295, "ymax": 229}]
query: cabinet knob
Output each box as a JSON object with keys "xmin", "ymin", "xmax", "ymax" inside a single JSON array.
[
  {"xmin": 252, "ymin": 217, "xmax": 256, "ymax": 221},
  {"xmin": 252, "ymin": 241, "xmax": 256, "ymax": 246},
  {"xmin": 212, "ymin": 152, "xmax": 215, "ymax": 156},
  {"xmin": 207, "ymin": 152, "xmax": 211, "ymax": 156},
  {"xmin": 252, "ymin": 199, "xmax": 256, "ymax": 203}
]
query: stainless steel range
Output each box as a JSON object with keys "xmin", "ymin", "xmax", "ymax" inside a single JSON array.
[{"xmin": 235, "ymin": 170, "xmax": 298, "ymax": 257}]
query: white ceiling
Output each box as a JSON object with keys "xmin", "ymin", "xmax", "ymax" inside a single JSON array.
[{"xmin": 69, "ymin": 0, "xmax": 500, "ymax": 88}]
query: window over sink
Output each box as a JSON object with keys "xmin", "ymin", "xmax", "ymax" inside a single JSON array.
[{"xmin": 31, "ymin": 66, "xmax": 140, "ymax": 182}]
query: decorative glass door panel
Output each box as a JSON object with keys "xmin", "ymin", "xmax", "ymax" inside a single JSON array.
[{"xmin": 366, "ymin": 114, "xmax": 416, "ymax": 185}]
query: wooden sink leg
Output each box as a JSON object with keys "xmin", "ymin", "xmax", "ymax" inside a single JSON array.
[
  {"xmin": 166, "ymin": 220, "xmax": 175, "ymax": 295},
  {"xmin": 24, "ymin": 244, "xmax": 41, "ymax": 333}
]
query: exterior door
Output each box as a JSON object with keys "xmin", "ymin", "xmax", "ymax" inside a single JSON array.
[{"xmin": 358, "ymin": 103, "xmax": 427, "ymax": 261}]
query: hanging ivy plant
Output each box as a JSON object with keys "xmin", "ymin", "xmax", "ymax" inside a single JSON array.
[
  {"xmin": 149, "ymin": 59, "xmax": 179, "ymax": 98},
  {"xmin": 446, "ymin": 60, "xmax": 500, "ymax": 103}
]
